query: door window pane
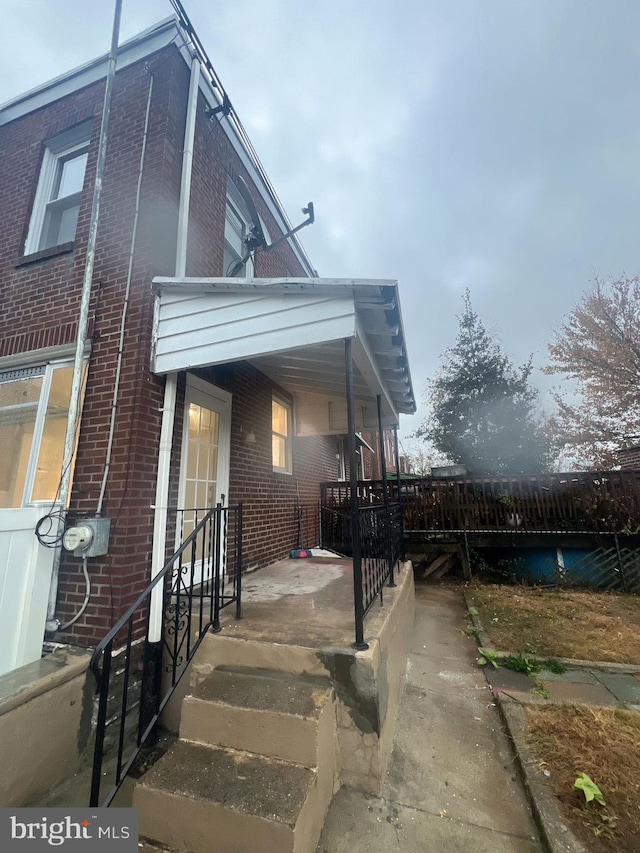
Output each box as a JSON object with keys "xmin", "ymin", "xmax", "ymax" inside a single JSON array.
[
  {"xmin": 0, "ymin": 375, "xmax": 43, "ymax": 508},
  {"xmin": 32, "ymin": 365, "xmax": 74, "ymax": 502},
  {"xmin": 183, "ymin": 403, "xmax": 220, "ymax": 510}
]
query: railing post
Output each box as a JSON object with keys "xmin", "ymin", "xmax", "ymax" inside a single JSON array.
[
  {"xmin": 393, "ymin": 426, "xmax": 406, "ymax": 562},
  {"xmin": 235, "ymin": 503, "xmax": 243, "ymax": 619},
  {"xmin": 614, "ymin": 533, "xmax": 629, "ymax": 592},
  {"xmin": 376, "ymin": 394, "xmax": 395, "ymax": 587},
  {"xmin": 345, "ymin": 338, "xmax": 368, "ymax": 651},
  {"xmin": 90, "ymin": 642, "xmax": 112, "ymax": 807},
  {"xmin": 212, "ymin": 503, "xmax": 223, "ymax": 632}
]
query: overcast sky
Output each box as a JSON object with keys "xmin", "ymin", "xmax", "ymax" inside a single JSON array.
[{"xmin": 2, "ymin": 1, "xmax": 639, "ymax": 445}]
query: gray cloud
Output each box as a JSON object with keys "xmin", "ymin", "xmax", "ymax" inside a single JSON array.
[{"xmin": 2, "ymin": 0, "xmax": 639, "ymax": 440}]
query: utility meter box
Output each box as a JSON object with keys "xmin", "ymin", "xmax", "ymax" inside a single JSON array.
[{"xmin": 62, "ymin": 517, "xmax": 110, "ymax": 557}]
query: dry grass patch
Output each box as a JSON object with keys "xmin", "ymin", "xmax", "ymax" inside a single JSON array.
[
  {"xmin": 470, "ymin": 584, "xmax": 640, "ymax": 663},
  {"xmin": 526, "ymin": 705, "xmax": 640, "ymax": 852}
]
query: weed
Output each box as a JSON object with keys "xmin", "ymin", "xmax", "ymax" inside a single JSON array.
[
  {"xmin": 543, "ymin": 657, "xmax": 566, "ymax": 674},
  {"xmin": 574, "ymin": 773, "xmax": 605, "ymax": 806},
  {"xmin": 464, "ymin": 625, "xmax": 480, "ymax": 640},
  {"xmin": 531, "ymin": 681, "xmax": 550, "ymax": 699},
  {"xmin": 503, "ymin": 653, "xmax": 541, "ymax": 676},
  {"xmin": 465, "ymin": 606, "xmax": 479, "ymax": 618},
  {"xmin": 477, "ymin": 648, "xmax": 499, "ymax": 668}
]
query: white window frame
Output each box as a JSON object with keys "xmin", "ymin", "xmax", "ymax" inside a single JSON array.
[
  {"xmin": 272, "ymin": 397, "xmax": 293, "ymax": 475},
  {"xmin": 222, "ymin": 179, "xmax": 267, "ymax": 278},
  {"xmin": 0, "ymin": 359, "xmax": 77, "ymax": 507},
  {"xmin": 24, "ymin": 122, "xmax": 91, "ymax": 255}
]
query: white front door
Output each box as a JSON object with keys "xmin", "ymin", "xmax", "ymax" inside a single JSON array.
[{"xmin": 175, "ymin": 375, "xmax": 231, "ymax": 586}]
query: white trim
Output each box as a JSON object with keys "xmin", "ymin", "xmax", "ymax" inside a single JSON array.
[
  {"xmin": 183, "ymin": 374, "xmax": 232, "ymax": 505},
  {"xmin": 0, "ymin": 18, "xmax": 185, "ymax": 123},
  {"xmin": 0, "ymin": 343, "xmax": 90, "ymax": 372}
]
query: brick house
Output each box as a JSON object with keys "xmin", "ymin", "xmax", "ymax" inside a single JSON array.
[{"xmin": 0, "ymin": 15, "xmax": 415, "ymax": 678}]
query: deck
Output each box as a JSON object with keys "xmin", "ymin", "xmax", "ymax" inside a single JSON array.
[{"xmin": 321, "ymin": 471, "xmax": 640, "ymax": 538}]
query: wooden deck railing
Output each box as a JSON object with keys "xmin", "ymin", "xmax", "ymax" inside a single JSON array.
[{"xmin": 321, "ymin": 472, "xmax": 640, "ymax": 534}]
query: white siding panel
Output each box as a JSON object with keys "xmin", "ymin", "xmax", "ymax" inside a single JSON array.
[
  {"xmin": 153, "ymin": 291, "xmax": 356, "ymax": 374},
  {"xmin": 0, "ymin": 507, "xmax": 58, "ymax": 675}
]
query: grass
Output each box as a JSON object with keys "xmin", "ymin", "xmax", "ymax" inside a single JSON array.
[
  {"xmin": 469, "ymin": 584, "xmax": 640, "ymax": 664},
  {"xmin": 526, "ymin": 705, "xmax": 640, "ymax": 851}
]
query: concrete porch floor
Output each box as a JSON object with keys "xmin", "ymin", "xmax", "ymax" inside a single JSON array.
[{"xmin": 216, "ymin": 553, "xmax": 405, "ymax": 650}]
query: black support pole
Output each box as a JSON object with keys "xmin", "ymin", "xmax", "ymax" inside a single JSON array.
[
  {"xmin": 376, "ymin": 394, "xmax": 396, "ymax": 587},
  {"xmin": 393, "ymin": 426, "xmax": 405, "ymax": 561},
  {"xmin": 393, "ymin": 427, "xmax": 402, "ymax": 502},
  {"xmin": 346, "ymin": 338, "xmax": 368, "ymax": 650}
]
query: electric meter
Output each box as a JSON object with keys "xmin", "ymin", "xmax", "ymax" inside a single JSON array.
[
  {"xmin": 61, "ymin": 518, "xmax": 110, "ymax": 556},
  {"xmin": 62, "ymin": 525, "xmax": 94, "ymax": 554}
]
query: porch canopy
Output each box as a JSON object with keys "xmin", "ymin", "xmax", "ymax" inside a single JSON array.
[{"xmin": 151, "ymin": 277, "xmax": 416, "ymax": 432}]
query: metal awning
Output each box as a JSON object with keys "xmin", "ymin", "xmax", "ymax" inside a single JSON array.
[{"xmin": 151, "ymin": 277, "xmax": 415, "ymax": 432}]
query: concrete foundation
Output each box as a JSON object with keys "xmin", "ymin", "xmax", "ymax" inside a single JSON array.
[
  {"xmin": 138, "ymin": 556, "xmax": 414, "ymax": 852},
  {"xmin": 0, "ymin": 647, "xmax": 91, "ymax": 806}
]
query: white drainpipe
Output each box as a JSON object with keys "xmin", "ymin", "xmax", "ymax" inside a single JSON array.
[{"xmin": 148, "ymin": 55, "xmax": 200, "ymax": 643}]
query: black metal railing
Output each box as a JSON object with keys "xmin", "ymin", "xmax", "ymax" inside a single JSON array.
[
  {"xmin": 89, "ymin": 503, "xmax": 242, "ymax": 807},
  {"xmin": 322, "ymin": 472, "xmax": 640, "ymax": 535},
  {"xmin": 359, "ymin": 503, "xmax": 403, "ymax": 615},
  {"xmin": 321, "ymin": 501, "xmax": 403, "ymax": 636}
]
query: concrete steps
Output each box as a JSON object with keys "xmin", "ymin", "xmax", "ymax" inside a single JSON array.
[{"xmin": 134, "ymin": 667, "xmax": 337, "ymax": 853}]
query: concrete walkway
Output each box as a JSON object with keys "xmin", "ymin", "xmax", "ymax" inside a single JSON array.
[
  {"xmin": 317, "ymin": 585, "xmax": 542, "ymax": 852},
  {"xmin": 482, "ymin": 655, "xmax": 640, "ymax": 709}
]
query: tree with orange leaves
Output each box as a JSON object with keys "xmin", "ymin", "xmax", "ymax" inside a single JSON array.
[{"xmin": 545, "ymin": 275, "xmax": 640, "ymax": 469}]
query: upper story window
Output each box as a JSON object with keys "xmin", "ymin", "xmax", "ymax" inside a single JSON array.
[
  {"xmin": 222, "ymin": 178, "xmax": 269, "ymax": 278},
  {"xmin": 272, "ymin": 398, "xmax": 292, "ymax": 474},
  {"xmin": 24, "ymin": 121, "xmax": 91, "ymax": 255},
  {"xmin": 224, "ymin": 196, "xmax": 254, "ymax": 277}
]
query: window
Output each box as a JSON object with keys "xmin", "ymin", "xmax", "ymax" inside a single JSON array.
[
  {"xmin": 272, "ymin": 398, "xmax": 292, "ymax": 474},
  {"xmin": 24, "ymin": 122, "xmax": 91, "ymax": 255},
  {"xmin": 222, "ymin": 178, "xmax": 268, "ymax": 277},
  {"xmin": 223, "ymin": 195, "xmax": 254, "ymax": 277},
  {"xmin": 0, "ymin": 361, "xmax": 77, "ymax": 507},
  {"xmin": 336, "ymin": 436, "xmax": 346, "ymax": 481}
]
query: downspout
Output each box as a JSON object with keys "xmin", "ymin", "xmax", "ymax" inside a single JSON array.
[
  {"xmin": 46, "ymin": 0, "xmax": 123, "ymax": 626},
  {"xmin": 140, "ymin": 56, "xmax": 201, "ymax": 737},
  {"xmin": 148, "ymin": 55, "xmax": 200, "ymax": 643}
]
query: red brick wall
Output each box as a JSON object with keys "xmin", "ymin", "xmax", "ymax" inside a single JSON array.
[
  {"xmin": 1, "ymin": 43, "xmax": 332, "ymax": 646},
  {"xmin": 1, "ymin": 48, "xmax": 194, "ymax": 643},
  {"xmin": 194, "ymin": 362, "xmax": 339, "ymax": 571}
]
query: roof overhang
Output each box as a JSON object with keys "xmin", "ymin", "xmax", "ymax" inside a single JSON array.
[{"xmin": 151, "ymin": 277, "xmax": 416, "ymax": 432}]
